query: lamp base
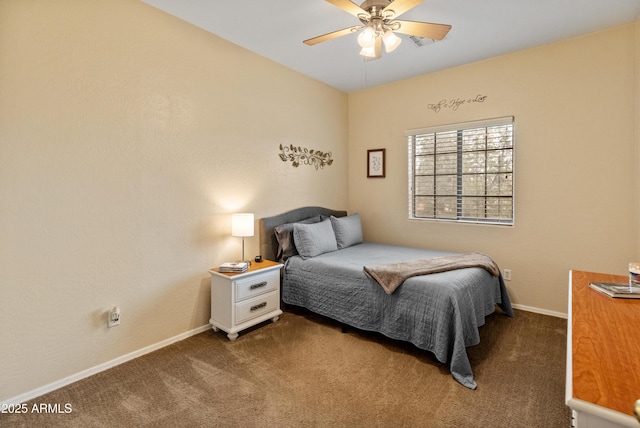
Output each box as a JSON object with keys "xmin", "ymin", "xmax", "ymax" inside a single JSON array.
[{"xmin": 240, "ymin": 237, "xmax": 251, "ymax": 265}]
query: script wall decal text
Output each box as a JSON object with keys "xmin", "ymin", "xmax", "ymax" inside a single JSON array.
[{"xmin": 428, "ymin": 95, "xmax": 488, "ymax": 113}]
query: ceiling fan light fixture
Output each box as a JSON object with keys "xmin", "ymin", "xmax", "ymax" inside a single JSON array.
[
  {"xmin": 357, "ymin": 26, "xmax": 376, "ymax": 48},
  {"xmin": 382, "ymin": 30, "xmax": 401, "ymax": 52},
  {"xmin": 359, "ymin": 46, "xmax": 377, "ymax": 58},
  {"xmin": 303, "ymin": 0, "xmax": 451, "ymax": 62}
]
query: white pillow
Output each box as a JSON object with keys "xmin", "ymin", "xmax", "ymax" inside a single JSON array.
[
  {"xmin": 330, "ymin": 213, "xmax": 363, "ymax": 249},
  {"xmin": 293, "ymin": 219, "xmax": 338, "ymax": 259}
]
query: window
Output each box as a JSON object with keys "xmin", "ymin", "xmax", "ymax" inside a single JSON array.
[{"xmin": 406, "ymin": 117, "xmax": 514, "ymax": 225}]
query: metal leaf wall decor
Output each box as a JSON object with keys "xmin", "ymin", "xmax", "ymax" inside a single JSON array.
[{"xmin": 279, "ymin": 144, "xmax": 333, "ymax": 170}]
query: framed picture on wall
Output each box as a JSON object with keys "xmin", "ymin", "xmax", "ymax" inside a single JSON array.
[{"xmin": 367, "ymin": 149, "xmax": 385, "ymax": 178}]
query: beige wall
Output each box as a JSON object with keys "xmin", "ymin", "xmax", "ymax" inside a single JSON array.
[
  {"xmin": 0, "ymin": 0, "xmax": 348, "ymax": 402},
  {"xmin": 348, "ymin": 23, "xmax": 639, "ymax": 315}
]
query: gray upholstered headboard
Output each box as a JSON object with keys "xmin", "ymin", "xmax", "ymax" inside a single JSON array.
[{"xmin": 259, "ymin": 206, "xmax": 347, "ymax": 262}]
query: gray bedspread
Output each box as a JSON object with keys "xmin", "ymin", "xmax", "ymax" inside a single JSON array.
[{"xmin": 282, "ymin": 242, "xmax": 514, "ymax": 390}]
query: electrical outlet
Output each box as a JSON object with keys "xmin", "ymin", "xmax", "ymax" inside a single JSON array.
[
  {"xmin": 108, "ymin": 306, "xmax": 120, "ymax": 328},
  {"xmin": 503, "ymin": 269, "xmax": 512, "ymax": 281}
]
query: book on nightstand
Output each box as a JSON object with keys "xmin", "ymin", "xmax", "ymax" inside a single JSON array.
[
  {"xmin": 218, "ymin": 262, "xmax": 249, "ymax": 273},
  {"xmin": 589, "ymin": 282, "xmax": 640, "ymax": 299}
]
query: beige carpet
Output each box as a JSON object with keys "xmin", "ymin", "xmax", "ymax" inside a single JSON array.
[{"xmin": 2, "ymin": 308, "xmax": 570, "ymax": 428}]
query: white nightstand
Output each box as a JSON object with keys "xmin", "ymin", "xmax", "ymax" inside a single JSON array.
[{"xmin": 208, "ymin": 260, "xmax": 283, "ymax": 341}]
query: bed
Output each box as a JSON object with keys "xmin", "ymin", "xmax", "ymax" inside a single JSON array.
[{"xmin": 259, "ymin": 206, "xmax": 514, "ymax": 389}]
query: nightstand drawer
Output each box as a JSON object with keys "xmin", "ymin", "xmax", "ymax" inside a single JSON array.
[
  {"xmin": 235, "ymin": 270, "xmax": 279, "ymax": 302},
  {"xmin": 236, "ymin": 292, "xmax": 279, "ymax": 324}
]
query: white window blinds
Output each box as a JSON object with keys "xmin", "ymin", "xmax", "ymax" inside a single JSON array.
[{"xmin": 406, "ymin": 117, "xmax": 514, "ymax": 225}]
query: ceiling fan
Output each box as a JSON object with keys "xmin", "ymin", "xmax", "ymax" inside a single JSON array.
[{"xmin": 303, "ymin": 0, "xmax": 452, "ymax": 60}]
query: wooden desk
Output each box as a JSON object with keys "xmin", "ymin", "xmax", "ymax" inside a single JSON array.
[{"xmin": 566, "ymin": 270, "xmax": 640, "ymax": 427}]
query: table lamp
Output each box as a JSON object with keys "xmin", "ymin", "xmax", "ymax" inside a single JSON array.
[{"xmin": 231, "ymin": 213, "xmax": 254, "ymax": 262}]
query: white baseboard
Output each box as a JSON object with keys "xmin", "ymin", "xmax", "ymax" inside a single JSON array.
[
  {"xmin": 511, "ymin": 303, "xmax": 568, "ymax": 319},
  {"xmin": 3, "ymin": 304, "xmax": 566, "ymax": 405},
  {"xmin": 2, "ymin": 324, "xmax": 211, "ymax": 406}
]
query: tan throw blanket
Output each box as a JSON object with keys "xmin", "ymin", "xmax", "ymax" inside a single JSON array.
[{"xmin": 363, "ymin": 252, "xmax": 500, "ymax": 294}]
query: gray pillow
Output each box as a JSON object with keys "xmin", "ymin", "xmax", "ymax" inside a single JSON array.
[
  {"xmin": 293, "ymin": 218, "xmax": 338, "ymax": 259},
  {"xmin": 330, "ymin": 213, "xmax": 363, "ymax": 249},
  {"xmin": 274, "ymin": 215, "xmax": 322, "ymax": 261}
]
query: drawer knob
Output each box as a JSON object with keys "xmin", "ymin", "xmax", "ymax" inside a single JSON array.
[
  {"xmin": 250, "ymin": 281, "xmax": 268, "ymax": 290},
  {"xmin": 250, "ymin": 302, "xmax": 267, "ymax": 311}
]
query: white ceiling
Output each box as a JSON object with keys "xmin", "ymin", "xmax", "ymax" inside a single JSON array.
[{"xmin": 142, "ymin": 0, "xmax": 640, "ymax": 93}]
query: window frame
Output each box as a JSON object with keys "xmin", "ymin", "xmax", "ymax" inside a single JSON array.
[{"xmin": 406, "ymin": 116, "xmax": 515, "ymax": 226}]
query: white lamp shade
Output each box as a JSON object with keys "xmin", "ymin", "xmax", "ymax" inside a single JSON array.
[
  {"xmin": 359, "ymin": 46, "xmax": 377, "ymax": 58},
  {"xmin": 357, "ymin": 26, "xmax": 376, "ymax": 48},
  {"xmin": 382, "ymin": 30, "xmax": 401, "ymax": 52},
  {"xmin": 231, "ymin": 213, "xmax": 254, "ymax": 237}
]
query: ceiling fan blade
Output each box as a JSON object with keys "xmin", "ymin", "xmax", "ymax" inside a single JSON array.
[
  {"xmin": 382, "ymin": 0, "xmax": 424, "ymax": 19},
  {"xmin": 326, "ymin": 0, "xmax": 368, "ymax": 18},
  {"xmin": 374, "ymin": 36, "xmax": 382, "ymax": 59},
  {"xmin": 304, "ymin": 26, "xmax": 363, "ymax": 46},
  {"xmin": 392, "ymin": 20, "xmax": 451, "ymax": 40}
]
